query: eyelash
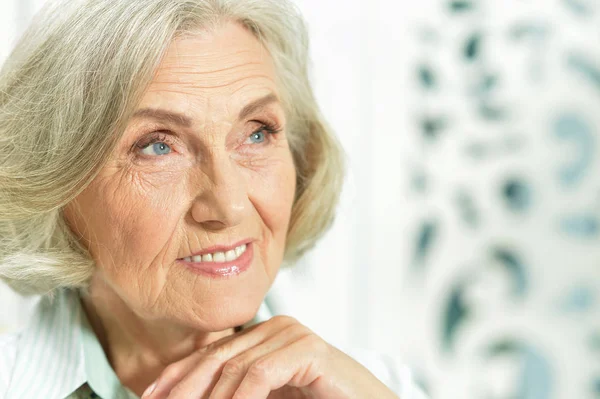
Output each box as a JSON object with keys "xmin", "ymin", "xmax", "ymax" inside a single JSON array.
[{"xmin": 133, "ymin": 121, "xmax": 283, "ymax": 156}]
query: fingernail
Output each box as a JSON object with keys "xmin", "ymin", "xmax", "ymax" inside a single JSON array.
[{"xmin": 141, "ymin": 381, "xmax": 157, "ymax": 398}]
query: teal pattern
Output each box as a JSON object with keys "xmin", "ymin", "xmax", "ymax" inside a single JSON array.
[{"xmin": 408, "ymin": 0, "xmax": 600, "ymax": 397}]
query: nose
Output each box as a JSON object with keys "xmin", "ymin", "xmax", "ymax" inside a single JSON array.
[{"xmin": 190, "ymin": 154, "xmax": 248, "ymax": 231}]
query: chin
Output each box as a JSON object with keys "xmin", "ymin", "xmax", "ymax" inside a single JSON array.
[{"xmin": 179, "ymin": 296, "xmax": 264, "ymax": 332}]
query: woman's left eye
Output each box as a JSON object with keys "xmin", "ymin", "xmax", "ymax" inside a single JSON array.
[
  {"xmin": 247, "ymin": 130, "xmax": 267, "ymax": 144},
  {"xmin": 245, "ymin": 124, "xmax": 281, "ymax": 146}
]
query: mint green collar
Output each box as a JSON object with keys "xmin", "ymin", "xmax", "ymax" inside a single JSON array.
[{"xmin": 79, "ymin": 304, "xmax": 139, "ymax": 399}]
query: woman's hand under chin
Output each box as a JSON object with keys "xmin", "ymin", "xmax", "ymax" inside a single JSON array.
[{"xmin": 140, "ymin": 315, "xmax": 399, "ymax": 399}]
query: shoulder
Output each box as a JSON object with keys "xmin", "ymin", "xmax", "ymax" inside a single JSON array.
[
  {"xmin": 0, "ymin": 289, "xmax": 86, "ymax": 399},
  {"xmin": 0, "ymin": 331, "xmax": 21, "ymax": 398},
  {"xmin": 340, "ymin": 346, "xmax": 429, "ymax": 399}
]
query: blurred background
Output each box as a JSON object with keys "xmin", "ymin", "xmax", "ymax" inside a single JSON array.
[{"xmin": 1, "ymin": 0, "xmax": 599, "ymax": 398}]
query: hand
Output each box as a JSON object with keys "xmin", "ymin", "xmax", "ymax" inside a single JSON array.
[{"xmin": 141, "ymin": 315, "xmax": 399, "ymax": 399}]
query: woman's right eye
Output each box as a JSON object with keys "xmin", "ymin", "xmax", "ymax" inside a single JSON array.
[
  {"xmin": 132, "ymin": 131, "xmax": 176, "ymax": 158},
  {"xmin": 140, "ymin": 141, "xmax": 172, "ymax": 156}
]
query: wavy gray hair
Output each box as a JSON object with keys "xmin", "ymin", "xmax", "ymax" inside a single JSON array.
[{"xmin": 0, "ymin": 0, "xmax": 344, "ymax": 296}]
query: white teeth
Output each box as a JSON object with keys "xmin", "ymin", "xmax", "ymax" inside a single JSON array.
[
  {"xmin": 235, "ymin": 244, "xmax": 246, "ymax": 257},
  {"xmin": 225, "ymin": 250, "xmax": 236, "ymax": 261},
  {"xmin": 213, "ymin": 252, "xmax": 226, "ymax": 262},
  {"xmin": 184, "ymin": 243, "xmax": 248, "ymax": 263}
]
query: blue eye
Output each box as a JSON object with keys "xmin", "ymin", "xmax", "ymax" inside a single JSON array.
[
  {"xmin": 140, "ymin": 141, "xmax": 172, "ymax": 156},
  {"xmin": 243, "ymin": 123, "xmax": 282, "ymax": 146},
  {"xmin": 249, "ymin": 131, "xmax": 266, "ymax": 144}
]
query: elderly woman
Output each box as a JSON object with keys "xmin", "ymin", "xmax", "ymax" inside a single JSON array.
[{"xmin": 0, "ymin": 0, "xmax": 425, "ymax": 398}]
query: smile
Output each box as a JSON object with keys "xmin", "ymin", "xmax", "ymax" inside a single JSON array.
[
  {"xmin": 178, "ymin": 242, "xmax": 253, "ymax": 278},
  {"xmin": 182, "ymin": 243, "xmax": 247, "ymax": 263}
]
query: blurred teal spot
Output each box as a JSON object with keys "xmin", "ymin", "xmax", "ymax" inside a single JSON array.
[
  {"xmin": 568, "ymin": 53, "xmax": 600, "ymax": 92},
  {"xmin": 464, "ymin": 33, "xmax": 481, "ymax": 61},
  {"xmin": 509, "ymin": 24, "xmax": 549, "ymax": 40},
  {"xmin": 413, "ymin": 220, "xmax": 438, "ymax": 268},
  {"xmin": 485, "ymin": 340, "xmax": 553, "ymax": 399},
  {"xmin": 449, "ymin": 0, "xmax": 473, "ymax": 12},
  {"xmin": 564, "ymin": 0, "xmax": 593, "ymax": 15},
  {"xmin": 455, "ymin": 189, "xmax": 479, "ymax": 227},
  {"xmin": 560, "ymin": 285, "xmax": 595, "ymax": 313},
  {"xmin": 465, "ymin": 141, "xmax": 488, "ymax": 159},
  {"xmin": 478, "ymin": 74, "xmax": 498, "ymax": 93},
  {"xmin": 479, "ymin": 102, "xmax": 506, "ymax": 120},
  {"xmin": 593, "ymin": 379, "xmax": 600, "ymax": 396},
  {"xmin": 421, "ymin": 116, "xmax": 447, "ymax": 140},
  {"xmin": 442, "ymin": 282, "xmax": 469, "ymax": 353},
  {"xmin": 442, "ymin": 248, "xmax": 529, "ymax": 353},
  {"xmin": 411, "ymin": 169, "xmax": 428, "ymax": 193},
  {"xmin": 465, "ymin": 137, "xmax": 523, "ymax": 160},
  {"xmin": 554, "ymin": 114, "xmax": 594, "ymax": 187},
  {"xmin": 502, "ymin": 178, "xmax": 532, "ymax": 213},
  {"xmin": 418, "ymin": 65, "xmax": 436, "ymax": 89},
  {"xmin": 560, "ymin": 214, "xmax": 600, "ymax": 238},
  {"xmin": 589, "ymin": 331, "xmax": 600, "ymax": 352},
  {"xmin": 520, "ymin": 345, "xmax": 553, "ymax": 399},
  {"xmin": 507, "ymin": 23, "xmax": 549, "ymax": 82},
  {"xmin": 488, "ymin": 340, "xmax": 519, "ymax": 355},
  {"xmin": 492, "ymin": 247, "xmax": 529, "ymax": 297}
]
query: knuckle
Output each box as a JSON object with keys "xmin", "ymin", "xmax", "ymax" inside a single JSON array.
[
  {"xmin": 221, "ymin": 358, "xmax": 246, "ymax": 378},
  {"xmin": 299, "ymin": 333, "xmax": 329, "ymax": 353},
  {"xmin": 277, "ymin": 321, "xmax": 312, "ymax": 341},
  {"xmin": 271, "ymin": 314, "xmax": 298, "ymax": 326},
  {"xmin": 288, "ymin": 322, "xmax": 312, "ymax": 336},
  {"xmin": 168, "ymin": 384, "xmax": 186, "ymax": 397},
  {"xmin": 161, "ymin": 363, "xmax": 183, "ymax": 381},
  {"xmin": 206, "ymin": 343, "xmax": 229, "ymax": 362},
  {"xmin": 246, "ymin": 359, "xmax": 270, "ymax": 382},
  {"xmin": 232, "ymin": 390, "xmax": 253, "ymax": 399}
]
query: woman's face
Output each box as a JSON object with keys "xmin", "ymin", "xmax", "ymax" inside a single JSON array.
[{"xmin": 64, "ymin": 21, "xmax": 296, "ymax": 331}]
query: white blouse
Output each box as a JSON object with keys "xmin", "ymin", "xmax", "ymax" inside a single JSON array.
[{"xmin": 0, "ymin": 288, "xmax": 428, "ymax": 398}]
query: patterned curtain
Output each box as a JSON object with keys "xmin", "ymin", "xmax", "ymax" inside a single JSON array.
[{"xmin": 403, "ymin": 0, "xmax": 600, "ymax": 397}]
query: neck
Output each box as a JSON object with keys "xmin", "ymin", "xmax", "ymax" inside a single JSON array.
[{"xmin": 80, "ymin": 278, "xmax": 236, "ymax": 396}]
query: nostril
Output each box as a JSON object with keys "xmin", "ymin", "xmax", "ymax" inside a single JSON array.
[{"xmin": 199, "ymin": 219, "xmax": 228, "ymax": 231}]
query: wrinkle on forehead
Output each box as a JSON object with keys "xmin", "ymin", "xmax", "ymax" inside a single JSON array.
[
  {"xmin": 156, "ymin": 59, "xmax": 269, "ymax": 81},
  {"xmin": 150, "ymin": 24, "xmax": 276, "ymax": 91},
  {"xmin": 149, "ymin": 74, "xmax": 275, "ymax": 92}
]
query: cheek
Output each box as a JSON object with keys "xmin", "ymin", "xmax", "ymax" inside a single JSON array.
[
  {"xmin": 68, "ymin": 166, "xmax": 188, "ymax": 275},
  {"xmin": 246, "ymin": 153, "xmax": 296, "ymax": 241}
]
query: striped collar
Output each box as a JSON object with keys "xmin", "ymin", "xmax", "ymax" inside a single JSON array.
[{"xmin": 5, "ymin": 289, "xmax": 273, "ymax": 399}]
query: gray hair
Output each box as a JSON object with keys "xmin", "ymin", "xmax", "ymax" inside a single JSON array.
[{"xmin": 0, "ymin": 0, "xmax": 344, "ymax": 296}]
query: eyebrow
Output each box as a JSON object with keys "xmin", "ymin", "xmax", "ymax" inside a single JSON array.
[{"xmin": 131, "ymin": 93, "xmax": 280, "ymax": 127}]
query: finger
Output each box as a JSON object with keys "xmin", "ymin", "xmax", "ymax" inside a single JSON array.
[
  {"xmin": 169, "ymin": 318, "xmax": 304, "ymax": 399},
  {"xmin": 153, "ymin": 316, "xmax": 296, "ymax": 399},
  {"xmin": 232, "ymin": 334, "xmax": 328, "ymax": 399},
  {"xmin": 145, "ymin": 326, "xmax": 258, "ymax": 399},
  {"xmin": 207, "ymin": 323, "xmax": 311, "ymax": 399}
]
